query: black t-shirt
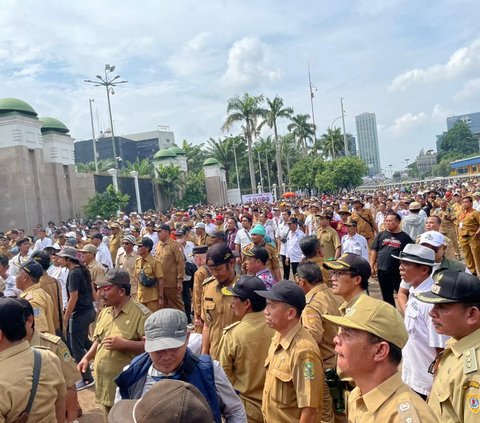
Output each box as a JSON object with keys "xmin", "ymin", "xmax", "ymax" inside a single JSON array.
[
  {"xmin": 372, "ymin": 230, "xmax": 413, "ymax": 272},
  {"xmin": 67, "ymin": 266, "xmax": 94, "ymax": 313}
]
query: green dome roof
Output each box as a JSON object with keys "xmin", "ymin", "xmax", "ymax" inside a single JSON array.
[
  {"xmin": 169, "ymin": 144, "xmax": 185, "ymax": 155},
  {"xmin": 154, "ymin": 148, "xmax": 177, "ymax": 160},
  {"xmin": 39, "ymin": 117, "xmax": 70, "ymax": 134},
  {"xmin": 203, "ymin": 158, "xmax": 220, "ymax": 166},
  {"xmin": 0, "ymin": 98, "xmax": 38, "ymax": 117}
]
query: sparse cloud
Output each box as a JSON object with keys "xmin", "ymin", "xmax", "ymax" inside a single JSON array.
[
  {"xmin": 220, "ymin": 36, "xmax": 281, "ymax": 89},
  {"xmin": 388, "ymin": 38, "xmax": 480, "ymax": 93},
  {"xmin": 454, "ymin": 78, "xmax": 480, "ymax": 101},
  {"xmin": 385, "ymin": 112, "xmax": 428, "ymax": 136}
]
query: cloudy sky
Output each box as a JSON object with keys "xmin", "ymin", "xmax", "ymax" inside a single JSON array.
[{"xmin": 2, "ymin": 0, "xmax": 480, "ymax": 171}]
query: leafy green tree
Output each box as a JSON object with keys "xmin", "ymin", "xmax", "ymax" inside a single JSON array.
[
  {"xmin": 121, "ymin": 159, "xmax": 154, "ymax": 177},
  {"xmin": 155, "ymin": 163, "xmax": 182, "ymax": 208},
  {"xmin": 179, "ymin": 170, "xmax": 206, "ymax": 208},
  {"xmin": 432, "ymin": 158, "xmax": 453, "ymax": 177},
  {"xmin": 315, "ymin": 157, "xmax": 368, "ymax": 193},
  {"xmin": 261, "ymin": 96, "xmax": 293, "ymax": 187},
  {"xmin": 84, "ymin": 185, "xmax": 129, "ymax": 219},
  {"xmin": 182, "ymin": 140, "xmax": 207, "ymax": 174},
  {"xmin": 280, "ymin": 133, "xmax": 300, "ymax": 180},
  {"xmin": 76, "ymin": 159, "xmax": 115, "ymax": 173},
  {"xmin": 439, "ymin": 121, "xmax": 479, "ymax": 160},
  {"xmin": 289, "ymin": 157, "xmax": 326, "ymax": 194},
  {"xmin": 319, "ymin": 127, "xmax": 345, "ymax": 159},
  {"xmin": 222, "ymin": 93, "xmax": 267, "ymax": 193},
  {"xmin": 287, "ymin": 114, "xmax": 315, "ymax": 157}
]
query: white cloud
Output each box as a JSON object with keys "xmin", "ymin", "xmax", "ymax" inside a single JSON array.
[
  {"xmin": 431, "ymin": 104, "xmax": 451, "ymax": 122},
  {"xmin": 385, "ymin": 112, "xmax": 428, "ymax": 136},
  {"xmin": 388, "ymin": 38, "xmax": 480, "ymax": 92},
  {"xmin": 454, "ymin": 78, "xmax": 480, "ymax": 101},
  {"xmin": 220, "ymin": 37, "xmax": 281, "ymax": 89},
  {"xmin": 12, "ymin": 63, "xmax": 43, "ymax": 79}
]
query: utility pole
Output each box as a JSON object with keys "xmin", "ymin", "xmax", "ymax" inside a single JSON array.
[
  {"xmin": 308, "ymin": 63, "xmax": 317, "ymax": 143},
  {"xmin": 89, "ymin": 99, "xmax": 99, "ymax": 172},
  {"xmin": 341, "ymin": 97, "xmax": 348, "ymax": 156}
]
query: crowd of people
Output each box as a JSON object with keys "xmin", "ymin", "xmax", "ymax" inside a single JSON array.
[{"xmin": 1, "ymin": 178, "xmax": 480, "ymax": 422}]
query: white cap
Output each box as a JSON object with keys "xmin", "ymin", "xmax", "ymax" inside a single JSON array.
[
  {"xmin": 419, "ymin": 231, "xmax": 445, "ymax": 248},
  {"xmin": 194, "ymin": 222, "xmax": 206, "ymax": 230}
]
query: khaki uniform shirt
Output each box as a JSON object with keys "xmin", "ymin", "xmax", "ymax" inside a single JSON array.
[
  {"xmin": 195, "ymin": 233, "xmax": 212, "ymax": 246},
  {"xmin": 39, "ymin": 274, "xmax": 63, "ymax": 333},
  {"xmin": 135, "ymin": 255, "xmax": 163, "ymax": 303},
  {"xmin": 452, "ymin": 202, "xmax": 463, "ymax": 222},
  {"xmin": 428, "ymin": 327, "xmax": 480, "ymax": 423},
  {"xmin": 351, "ymin": 209, "xmax": 375, "ymax": 240},
  {"xmin": 458, "ymin": 209, "xmax": 480, "ymax": 245},
  {"xmin": 93, "ymin": 298, "xmax": 150, "ymax": 406},
  {"xmin": 193, "ymin": 265, "xmax": 211, "ymax": 320},
  {"xmin": 0, "ymin": 244, "xmax": 11, "ymax": 259},
  {"xmin": 263, "ymin": 322, "xmax": 323, "ymax": 422},
  {"xmin": 317, "ymin": 226, "xmax": 341, "ymax": 260},
  {"xmin": 87, "ymin": 259, "xmax": 106, "ymax": 284},
  {"xmin": 30, "ymin": 329, "xmax": 80, "ymax": 388},
  {"xmin": 0, "ymin": 341, "xmax": 66, "ymax": 423},
  {"xmin": 301, "ymin": 284, "xmax": 342, "ymax": 368},
  {"xmin": 218, "ymin": 311, "xmax": 275, "ymax": 422},
  {"xmin": 243, "ymin": 241, "xmax": 280, "ymax": 274},
  {"xmin": 20, "ymin": 284, "xmax": 56, "ymax": 334},
  {"xmin": 436, "ymin": 207, "xmax": 457, "ymax": 232},
  {"xmin": 201, "ymin": 275, "xmax": 240, "ymax": 360},
  {"xmin": 109, "ymin": 232, "xmax": 123, "ymax": 263},
  {"xmin": 348, "ymin": 372, "xmax": 438, "ymax": 422},
  {"xmin": 154, "ymin": 237, "xmax": 185, "ymax": 288},
  {"xmin": 116, "ymin": 250, "xmax": 139, "ymax": 295},
  {"xmin": 339, "ymin": 291, "xmax": 366, "ymax": 316}
]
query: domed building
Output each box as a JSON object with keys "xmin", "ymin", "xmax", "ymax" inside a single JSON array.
[
  {"xmin": 203, "ymin": 157, "xmax": 228, "ymax": 205},
  {"xmin": 0, "ymin": 98, "xmax": 94, "ymax": 231}
]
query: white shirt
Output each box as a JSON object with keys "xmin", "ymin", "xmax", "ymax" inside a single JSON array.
[
  {"xmin": 34, "ymin": 237, "xmax": 52, "ymax": 251},
  {"xmin": 304, "ymin": 214, "xmax": 314, "ymax": 235},
  {"xmin": 96, "ymin": 243, "xmax": 113, "ymax": 269},
  {"xmin": 143, "ymin": 231, "xmax": 159, "ymax": 251},
  {"xmin": 402, "ymin": 276, "xmax": 448, "ymax": 396},
  {"xmin": 286, "ymin": 229, "xmax": 306, "ymax": 263},
  {"xmin": 2, "ymin": 273, "xmax": 20, "ymax": 297},
  {"xmin": 47, "ymin": 265, "xmax": 69, "ymax": 307},
  {"xmin": 8, "ymin": 253, "xmax": 31, "ymax": 278},
  {"xmin": 341, "ymin": 233, "xmax": 369, "ymax": 260},
  {"xmin": 474, "ymin": 199, "xmax": 480, "ymax": 212},
  {"xmin": 234, "ymin": 228, "xmax": 252, "ymax": 250},
  {"xmin": 205, "ymin": 222, "xmax": 217, "ymax": 236},
  {"xmin": 278, "ymin": 221, "xmax": 289, "ymax": 256}
]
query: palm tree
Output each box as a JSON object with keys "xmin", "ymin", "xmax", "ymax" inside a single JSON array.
[
  {"xmin": 319, "ymin": 127, "xmax": 345, "ymax": 160},
  {"xmin": 261, "ymin": 96, "xmax": 293, "ymax": 187},
  {"xmin": 287, "ymin": 114, "xmax": 315, "ymax": 157},
  {"xmin": 181, "ymin": 139, "xmax": 206, "ymax": 174},
  {"xmin": 155, "ymin": 163, "xmax": 182, "ymax": 208},
  {"xmin": 222, "ymin": 93, "xmax": 267, "ymax": 193},
  {"xmin": 253, "ymin": 136, "xmax": 276, "ymax": 191},
  {"xmin": 121, "ymin": 159, "xmax": 154, "ymax": 177}
]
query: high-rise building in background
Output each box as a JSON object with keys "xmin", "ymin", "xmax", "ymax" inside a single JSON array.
[
  {"xmin": 355, "ymin": 112, "xmax": 381, "ymax": 175},
  {"xmin": 446, "ymin": 112, "xmax": 480, "ymax": 134},
  {"xmin": 348, "ymin": 135, "xmax": 357, "ymax": 156}
]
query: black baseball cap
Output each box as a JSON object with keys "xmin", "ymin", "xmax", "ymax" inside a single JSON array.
[
  {"xmin": 206, "ymin": 243, "xmax": 235, "ymax": 266},
  {"xmin": 414, "ymin": 271, "xmax": 480, "ymax": 303},
  {"xmin": 157, "ymin": 224, "xmax": 170, "ymax": 232},
  {"xmin": 137, "ymin": 237, "xmax": 154, "ymax": 249},
  {"xmin": 286, "ymin": 217, "xmax": 299, "ymax": 224},
  {"xmin": 96, "ymin": 268, "xmax": 131, "ymax": 287},
  {"xmin": 255, "ymin": 280, "xmax": 306, "ymax": 312},
  {"xmin": 20, "ymin": 260, "xmax": 44, "ymax": 279},
  {"xmin": 192, "ymin": 245, "xmax": 208, "ymax": 255},
  {"xmin": 222, "ymin": 276, "xmax": 267, "ymax": 304},
  {"xmin": 89, "ymin": 233, "xmax": 103, "ymax": 240},
  {"xmin": 242, "ymin": 245, "xmax": 269, "ymax": 264},
  {"xmin": 212, "ymin": 231, "xmax": 227, "ymax": 241},
  {"xmin": 323, "ymin": 252, "xmax": 372, "ymax": 280}
]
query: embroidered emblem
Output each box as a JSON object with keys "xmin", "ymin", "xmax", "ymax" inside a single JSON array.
[
  {"xmin": 467, "ymin": 393, "xmax": 480, "ymax": 414},
  {"xmin": 304, "ymin": 362, "xmax": 314, "ymax": 380},
  {"xmin": 463, "ymin": 381, "xmax": 480, "ymax": 390},
  {"xmin": 398, "ymin": 402, "xmax": 410, "ymax": 412}
]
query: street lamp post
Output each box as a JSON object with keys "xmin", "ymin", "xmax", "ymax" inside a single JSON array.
[
  {"xmin": 265, "ymin": 150, "xmax": 271, "ymax": 192},
  {"xmin": 231, "ymin": 136, "xmax": 241, "ymax": 192},
  {"xmin": 272, "ymin": 183, "xmax": 277, "ymax": 202},
  {"xmin": 340, "ymin": 97, "xmax": 348, "ymax": 156},
  {"xmin": 257, "ymin": 150, "xmax": 264, "ymax": 192},
  {"xmin": 107, "ymin": 168, "xmax": 119, "ymax": 191},
  {"xmin": 85, "ymin": 65, "xmax": 127, "ymax": 169},
  {"xmin": 89, "ymin": 99, "xmax": 99, "ymax": 173},
  {"xmin": 130, "ymin": 171, "xmax": 142, "ymax": 213}
]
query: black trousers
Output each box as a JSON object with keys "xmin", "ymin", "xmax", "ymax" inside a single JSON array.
[
  {"xmin": 377, "ymin": 269, "xmax": 401, "ymax": 307},
  {"xmin": 182, "ymin": 279, "xmax": 193, "ymax": 323},
  {"xmin": 281, "ymin": 254, "xmax": 290, "ymax": 280}
]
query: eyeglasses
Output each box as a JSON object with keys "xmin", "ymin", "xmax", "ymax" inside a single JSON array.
[
  {"xmin": 122, "ymin": 242, "xmax": 132, "ymax": 245},
  {"xmin": 428, "ymin": 351, "xmax": 444, "ymax": 374},
  {"xmin": 330, "ymin": 270, "xmax": 356, "ymax": 278}
]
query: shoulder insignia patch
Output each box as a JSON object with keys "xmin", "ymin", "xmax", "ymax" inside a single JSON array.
[
  {"xmin": 464, "ymin": 347, "xmax": 478, "ymax": 374},
  {"xmin": 304, "ymin": 361, "xmax": 314, "ymax": 380},
  {"xmin": 40, "ymin": 332, "xmax": 61, "ymax": 344},
  {"xmin": 203, "ymin": 276, "xmax": 216, "ymax": 285},
  {"xmin": 135, "ymin": 302, "xmax": 151, "ymax": 315},
  {"xmin": 467, "ymin": 393, "xmax": 480, "ymax": 414},
  {"xmin": 396, "ymin": 394, "xmax": 421, "ymax": 423},
  {"xmin": 223, "ymin": 321, "xmax": 241, "ymax": 333},
  {"xmin": 463, "ymin": 381, "xmax": 480, "ymax": 390}
]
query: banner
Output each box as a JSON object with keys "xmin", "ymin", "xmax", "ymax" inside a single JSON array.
[{"xmin": 241, "ymin": 192, "xmax": 273, "ymax": 204}]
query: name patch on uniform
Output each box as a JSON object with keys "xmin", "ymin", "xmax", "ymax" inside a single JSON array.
[
  {"xmin": 467, "ymin": 393, "xmax": 480, "ymax": 414},
  {"xmin": 304, "ymin": 362, "xmax": 314, "ymax": 380}
]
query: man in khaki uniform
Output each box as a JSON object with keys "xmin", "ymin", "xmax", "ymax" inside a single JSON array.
[
  {"xmin": 317, "ymin": 211, "xmax": 341, "ymax": 260},
  {"xmin": 435, "ymin": 198, "xmax": 462, "ymax": 259},
  {"xmin": 201, "ymin": 244, "xmax": 240, "ymax": 360},
  {"xmin": 256, "ymin": 281, "xmax": 323, "ymax": 422},
  {"xmin": 0, "ymin": 235, "xmax": 11, "ymax": 259},
  {"xmin": 458, "ymin": 196, "xmax": 480, "ymax": 275},
  {"xmin": 154, "ymin": 224, "xmax": 185, "ymax": 311},
  {"xmin": 78, "ymin": 268, "xmax": 150, "ymax": 412},
  {"xmin": 351, "ymin": 198, "xmax": 377, "ymax": 248},
  {"xmin": 243, "ymin": 225, "xmax": 281, "ymax": 282},
  {"xmin": 135, "ymin": 238, "xmax": 164, "ymax": 313},
  {"xmin": 0, "ymin": 298, "xmax": 66, "ymax": 422},
  {"xmin": 109, "ymin": 222, "xmax": 123, "ymax": 264},
  {"xmin": 192, "ymin": 245, "xmax": 210, "ymax": 333},
  {"xmin": 115, "ymin": 235, "xmax": 139, "ymax": 298},
  {"xmin": 219, "ymin": 276, "xmax": 274, "ymax": 422},
  {"xmin": 22, "ymin": 298, "xmax": 81, "ymax": 423},
  {"xmin": 414, "ymin": 271, "xmax": 480, "ymax": 423},
  {"xmin": 17, "ymin": 260, "xmax": 56, "ymax": 334},
  {"xmin": 300, "ymin": 235, "xmax": 332, "ymax": 287},
  {"xmin": 297, "ymin": 262, "xmax": 342, "ymax": 423},
  {"xmin": 324, "ymin": 295, "xmax": 437, "ymax": 422},
  {"xmin": 194, "ymin": 223, "xmax": 212, "ymax": 246}
]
